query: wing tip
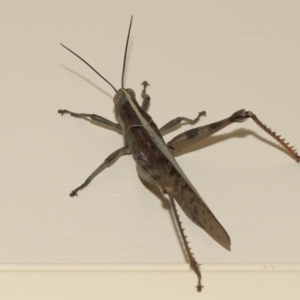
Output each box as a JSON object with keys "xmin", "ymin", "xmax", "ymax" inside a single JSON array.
[{"xmin": 223, "ymin": 244, "xmax": 231, "ymax": 251}]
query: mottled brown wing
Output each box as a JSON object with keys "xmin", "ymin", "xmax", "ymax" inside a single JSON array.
[
  {"xmin": 128, "ymin": 124, "xmax": 231, "ymax": 250},
  {"xmin": 170, "ymin": 176, "xmax": 231, "ymax": 250}
]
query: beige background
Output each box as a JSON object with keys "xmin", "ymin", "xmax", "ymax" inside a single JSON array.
[{"xmin": 1, "ymin": 0, "xmax": 300, "ymax": 298}]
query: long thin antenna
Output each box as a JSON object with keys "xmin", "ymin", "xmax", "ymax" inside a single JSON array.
[
  {"xmin": 60, "ymin": 43, "xmax": 117, "ymax": 93},
  {"xmin": 121, "ymin": 16, "xmax": 133, "ymax": 88}
]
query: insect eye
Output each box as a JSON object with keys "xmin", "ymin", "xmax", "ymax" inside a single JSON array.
[
  {"xmin": 126, "ymin": 88, "xmax": 136, "ymax": 97},
  {"xmin": 113, "ymin": 91, "xmax": 123, "ymax": 104}
]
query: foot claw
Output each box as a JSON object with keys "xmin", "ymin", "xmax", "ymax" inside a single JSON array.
[
  {"xmin": 193, "ymin": 111, "xmax": 206, "ymax": 123},
  {"xmin": 58, "ymin": 109, "xmax": 66, "ymax": 116},
  {"xmin": 70, "ymin": 190, "xmax": 78, "ymax": 197},
  {"xmin": 198, "ymin": 111, "xmax": 206, "ymax": 118},
  {"xmin": 141, "ymin": 81, "xmax": 150, "ymax": 89},
  {"xmin": 197, "ymin": 284, "xmax": 203, "ymax": 292}
]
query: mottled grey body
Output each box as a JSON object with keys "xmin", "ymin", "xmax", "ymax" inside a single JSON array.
[{"xmin": 115, "ymin": 88, "xmax": 231, "ymax": 251}]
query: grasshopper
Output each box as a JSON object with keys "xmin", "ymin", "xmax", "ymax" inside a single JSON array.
[{"xmin": 58, "ymin": 17, "xmax": 299, "ymax": 292}]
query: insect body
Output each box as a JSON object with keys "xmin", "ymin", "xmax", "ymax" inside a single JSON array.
[{"xmin": 59, "ymin": 17, "xmax": 299, "ymax": 292}]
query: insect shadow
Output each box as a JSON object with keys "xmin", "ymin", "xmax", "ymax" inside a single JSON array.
[{"xmin": 174, "ymin": 127, "xmax": 289, "ymax": 158}]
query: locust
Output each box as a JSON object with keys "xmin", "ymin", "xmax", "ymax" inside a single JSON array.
[{"xmin": 58, "ymin": 16, "xmax": 300, "ymax": 292}]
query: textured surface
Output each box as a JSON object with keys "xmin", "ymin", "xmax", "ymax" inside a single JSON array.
[{"xmin": 1, "ymin": 0, "xmax": 300, "ymax": 266}]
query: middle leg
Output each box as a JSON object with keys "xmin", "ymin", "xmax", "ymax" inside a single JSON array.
[
  {"xmin": 160, "ymin": 111, "xmax": 206, "ymax": 135},
  {"xmin": 69, "ymin": 145, "xmax": 131, "ymax": 197}
]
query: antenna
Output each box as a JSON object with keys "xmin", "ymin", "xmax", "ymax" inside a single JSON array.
[
  {"xmin": 60, "ymin": 43, "xmax": 117, "ymax": 93},
  {"xmin": 121, "ymin": 16, "xmax": 133, "ymax": 88}
]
